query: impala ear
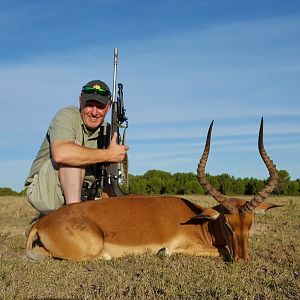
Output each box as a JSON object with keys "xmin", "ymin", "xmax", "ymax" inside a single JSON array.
[
  {"xmin": 254, "ymin": 202, "xmax": 283, "ymax": 215},
  {"xmin": 197, "ymin": 208, "xmax": 220, "ymax": 219},
  {"xmin": 182, "ymin": 208, "xmax": 220, "ymax": 225}
]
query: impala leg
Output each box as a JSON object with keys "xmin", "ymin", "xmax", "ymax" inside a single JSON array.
[
  {"xmin": 37, "ymin": 218, "xmax": 106, "ymax": 261},
  {"xmin": 26, "ymin": 223, "xmax": 51, "ymax": 261}
]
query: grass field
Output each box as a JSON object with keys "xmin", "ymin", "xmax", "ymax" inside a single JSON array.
[{"xmin": 0, "ymin": 195, "xmax": 299, "ymax": 300}]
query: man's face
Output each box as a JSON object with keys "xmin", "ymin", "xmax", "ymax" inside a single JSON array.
[{"xmin": 80, "ymin": 99, "xmax": 111, "ymax": 130}]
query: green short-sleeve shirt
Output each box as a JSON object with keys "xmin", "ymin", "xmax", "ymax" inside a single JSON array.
[{"xmin": 25, "ymin": 105, "xmax": 107, "ymax": 185}]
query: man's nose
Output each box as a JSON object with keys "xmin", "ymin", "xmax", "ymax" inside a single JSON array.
[{"xmin": 91, "ymin": 106, "xmax": 98, "ymax": 115}]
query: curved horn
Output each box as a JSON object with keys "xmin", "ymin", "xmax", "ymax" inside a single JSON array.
[
  {"xmin": 241, "ymin": 117, "xmax": 279, "ymax": 214},
  {"xmin": 197, "ymin": 121, "xmax": 233, "ymax": 210}
]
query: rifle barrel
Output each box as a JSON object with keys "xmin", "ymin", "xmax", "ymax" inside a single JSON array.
[{"xmin": 112, "ymin": 48, "xmax": 118, "ymax": 104}]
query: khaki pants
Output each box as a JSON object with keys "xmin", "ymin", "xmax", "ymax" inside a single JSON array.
[{"xmin": 26, "ymin": 159, "xmax": 65, "ymax": 213}]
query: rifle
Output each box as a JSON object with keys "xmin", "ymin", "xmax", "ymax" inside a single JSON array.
[
  {"xmin": 106, "ymin": 48, "xmax": 128, "ymax": 196},
  {"xmin": 81, "ymin": 48, "xmax": 128, "ymax": 200}
]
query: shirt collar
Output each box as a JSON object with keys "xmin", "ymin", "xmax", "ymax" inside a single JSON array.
[{"xmin": 81, "ymin": 120, "xmax": 107, "ymax": 140}]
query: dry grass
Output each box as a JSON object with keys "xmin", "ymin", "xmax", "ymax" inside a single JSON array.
[{"xmin": 0, "ymin": 195, "xmax": 299, "ymax": 300}]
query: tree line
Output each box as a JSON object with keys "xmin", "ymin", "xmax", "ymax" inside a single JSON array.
[
  {"xmin": 0, "ymin": 169, "xmax": 299, "ymax": 196},
  {"xmin": 0, "ymin": 187, "xmax": 25, "ymax": 196},
  {"xmin": 126, "ymin": 169, "xmax": 300, "ymax": 196}
]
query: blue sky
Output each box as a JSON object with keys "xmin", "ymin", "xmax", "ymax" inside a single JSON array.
[{"xmin": 1, "ymin": 0, "xmax": 299, "ymax": 192}]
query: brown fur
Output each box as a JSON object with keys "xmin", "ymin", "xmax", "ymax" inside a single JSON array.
[{"xmin": 26, "ymin": 196, "xmax": 278, "ymax": 261}]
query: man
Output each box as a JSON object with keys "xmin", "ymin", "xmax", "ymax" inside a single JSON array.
[{"xmin": 25, "ymin": 80, "xmax": 128, "ymax": 214}]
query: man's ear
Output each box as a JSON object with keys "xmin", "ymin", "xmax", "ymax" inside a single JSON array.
[
  {"xmin": 103, "ymin": 102, "xmax": 112, "ymax": 114},
  {"xmin": 79, "ymin": 96, "xmax": 83, "ymax": 110}
]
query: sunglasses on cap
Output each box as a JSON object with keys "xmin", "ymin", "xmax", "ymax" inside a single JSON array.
[{"xmin": 82, "ymin": 85, "xmax": 111, "ymax": 97}]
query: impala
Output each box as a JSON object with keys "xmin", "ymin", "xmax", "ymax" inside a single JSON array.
[{"xmin": 26, "ymin": 118, "xmax": 279, "ymax": 261}]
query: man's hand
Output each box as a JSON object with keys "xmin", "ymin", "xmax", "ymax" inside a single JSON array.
[{"xmin": 107, "ymin": 132, "xmax": 129, "ymax": 162}]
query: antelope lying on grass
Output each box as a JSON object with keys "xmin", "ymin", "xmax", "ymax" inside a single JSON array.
[{"xmin": 26, "ymin": 118, "xmax": 279, "ymax": 261}]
